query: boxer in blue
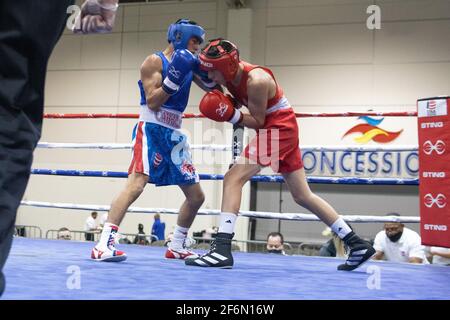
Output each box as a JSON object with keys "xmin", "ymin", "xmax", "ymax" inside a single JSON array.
[{"xmin": 91, "ymin": 19, "xmax": 216, "ymax": 262}]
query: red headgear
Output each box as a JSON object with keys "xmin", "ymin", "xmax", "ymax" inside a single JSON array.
[{"xmin": 199, "ymin": 39, "xmax": 240, "ymax": 82}]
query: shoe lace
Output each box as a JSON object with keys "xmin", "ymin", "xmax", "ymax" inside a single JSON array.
[
  {"xmin": 207, "ymin": 234, "xmax": 233, "ymax": 254},
  {"xmin": 183, "ymin": 236, "xmax": 196, "ymax": 249},
  {"xmin": 209, "ymin": 239, "xmax": 217, "ymax": 253},
  {"xmin": 197, "ymin": 239, "xmax": 217, "ymax": 258},
  {"xmin": 107, "ymin": 231, "xmax": 118, "ymax": 248},
  {"xmin": 344, "ymin": 244, "xmax": 350, "ymax": 256}
]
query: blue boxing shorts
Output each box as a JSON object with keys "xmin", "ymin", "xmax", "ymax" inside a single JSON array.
[{"xmin": 128, "ymin": 121, "xmax": 199, "ymax": 186}]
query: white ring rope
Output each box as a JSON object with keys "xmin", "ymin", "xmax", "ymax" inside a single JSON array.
[
  {"xmin": 37, "ymin": 142, "xmax": 232, "ymax": 151},
  {"xmin": 37, "ymin": 142, "xmax": 418, "ymax": 152},
  {"xmin": 20, "ymin": 200, "xmax": 420, "ymax": 223}
]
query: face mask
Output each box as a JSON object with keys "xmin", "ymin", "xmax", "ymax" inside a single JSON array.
[
  {"xmin": 267, "ymin": 249, "xmax": 283, "ymax": 254},
  {"xmin": 387, "ymin": 231, "xmax": 403, "ymax": 243}
]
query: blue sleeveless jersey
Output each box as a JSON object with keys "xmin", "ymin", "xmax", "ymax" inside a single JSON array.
[{"xmin": 138, "ymin": 51, "xmax": 193, "ymax": 113}]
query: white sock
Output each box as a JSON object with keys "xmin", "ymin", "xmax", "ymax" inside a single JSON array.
[
  {"xmin": 171, "ymin": 225, "xmax": 189, "ymax": 249},
  {"xmin": 218, "ymin": 212, "xmax": 237, "ymax": 234},
  {"xmin": 98, "ymin": 222, "xmax": 119, "ymax": 249},
  {"xmin": 330, "ymin": 217, "xmax": 352, "ymax": 239}
]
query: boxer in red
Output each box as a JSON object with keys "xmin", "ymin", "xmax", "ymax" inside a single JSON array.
[{"xmin": 186, "ymin": 38, "xmax": 375, "ymax": 271}]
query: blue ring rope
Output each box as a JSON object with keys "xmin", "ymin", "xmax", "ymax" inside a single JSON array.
[{"xmin": 30, "ymin": 169, "xmax": 419, "ymax": 185}]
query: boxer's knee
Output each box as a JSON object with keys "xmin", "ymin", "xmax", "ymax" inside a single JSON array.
[
  {"xmin": 187, "ymin": 188, "xmax": 205, "ymax": 208},
  {"xmin": 292, "ymin": 191, "xmax": 315, "ymax": 208},
  {"xmin": 127, "ymin": 174, "xmax": 147, "ymax": 197},
  {"xmin": 223, "ymin": 169, "xmax": 246, "ymax": 188},
  {"xmin": 129, "ymin": 184, "xmax": 145, "ymax": 198}
]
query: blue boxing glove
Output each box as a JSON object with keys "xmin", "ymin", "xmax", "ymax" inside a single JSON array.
[{"xmin": 162, "ymin": 49, "xmax": 197, "ymax": 95}]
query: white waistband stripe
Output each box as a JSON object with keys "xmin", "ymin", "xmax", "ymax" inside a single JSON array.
[
  {"xmin": 266, "ymin": 96, "xmax": 291, "ymax": 114},
  {"xmin": 139, "ymin": 107, "xmax": 182, "ymax": 129}
]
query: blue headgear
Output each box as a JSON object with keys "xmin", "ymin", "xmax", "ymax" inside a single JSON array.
[{"xmin": 167, "ymin": 19, "xmax": 205, "ymax": 50}]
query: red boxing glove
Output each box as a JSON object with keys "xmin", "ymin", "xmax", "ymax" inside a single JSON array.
[{"xmin": 199, "ymin": 90, "xmax": 243, "ymax": 124}]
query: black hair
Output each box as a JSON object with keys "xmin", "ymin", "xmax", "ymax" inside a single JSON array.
[
  {"xmin": 267, "ymin": 232, "xmax": 284, "ymax": 244},
  {"xmin": 385, "ymin": 213, "xmax": 403, "ymax": 225},
  {"xmin": 387, "ymin": 213, "xmax": 401, "ymax": 216},
  {"xmin": 175, "ymin": 18, "xmax": 199, "ymax": 25}
]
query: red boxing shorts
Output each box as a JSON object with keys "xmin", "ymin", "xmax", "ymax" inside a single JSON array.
[{"xmin": 243, "ymin": 108, "xmax": 303, "ymax": 173}]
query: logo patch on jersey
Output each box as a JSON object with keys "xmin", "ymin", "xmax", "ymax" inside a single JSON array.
[
  {"xmin": 153, "ymin": 153, "xmax": 163, "ymax": 168},
  {"xmin": 168, "ymin": 65, "xmax": 181, "ymax": 79},
  {"xmin": 180, "ymin": 160, "xmax": 196, "ymax": 179}
]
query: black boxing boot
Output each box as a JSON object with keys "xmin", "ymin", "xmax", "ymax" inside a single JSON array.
[
  {"xmin": 185, "ymin": 232, "xmax": 234, "ymax": 269},
  {"xmin": 338, "ymin": 232, "xmax": 376, "ymax": 271}
]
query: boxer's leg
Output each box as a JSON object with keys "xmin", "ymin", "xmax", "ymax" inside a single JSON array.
[
  {"xmin": 178, "ymin": 183, "xmax": 205, "ymax": 227},
  {"xmin": 282, "ymin": 168, "xmax": 340, "ymax": 226},
  {"xmin": 221, "ymin": 160, "xmax": 262, "ymax": 214},
  {"xmin": 107, "ymin": 172, "xmax": 149, "ymax": 226},
  {"xmin": 165, "ymin": 183, "xmax": 205, "ymax": 260},
  {"xmin": 282, "ymin": 168, "xmax": 376, "ymax": 271},
  {"xmin": 91, "ymin": 122, "xmax": 151, "ymax": 262},
  {"xmin": 186, "ymin": 158, "xmax": 261, "ymax": 268}
]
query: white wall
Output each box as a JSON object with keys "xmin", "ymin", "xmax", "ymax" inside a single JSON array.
[{"xmin": 253, "ymin": 0, "xmax": 449, "ymax": 109}]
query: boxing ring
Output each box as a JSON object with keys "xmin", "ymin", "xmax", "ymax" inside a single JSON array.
[
  {"xmin": 5, "ymin": 110, "xmax": 450, "ymax": 300},
  {"xmin": 3, "ymin": 237, "xmax": 450, "ymax": 300}
]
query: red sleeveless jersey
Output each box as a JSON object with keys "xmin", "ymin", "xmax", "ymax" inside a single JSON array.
[
  {"xmin": 226, "ymin": 61, "xmax": 285, "ymax": 110},
  {"xmin": 228, "ymin": 62, "xmax": 303, "ymax": 173}
]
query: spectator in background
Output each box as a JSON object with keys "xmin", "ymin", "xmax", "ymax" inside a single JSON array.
[
  {"xmin": 133, "ymin": 223, "xmax": 149, "ymax": 245},
  {"xmin": 14, "ymin": 226, "xmax": 26, "ymax": 238},
  {"xmin": 426, "ymin": 246, "xmax": 450, "ymax": 266},
  {"xmin": 266, "ymin": 232, "xmax": 286, "ymax": 255},
  {"xmin": 84, "ymin": 211, "xmax": 100, "ymax": 241},
  {"xmin": 99, "ymin": 212, "xmax": 108, "ymax": 229},
  {"xmin": 151, "ymin": 214, "xmax": 165, "ymax": 243},
  {"xmin": 319, "ymin": 226, "xmax": 352, "ymax": 258},
  {"xmin": 119, "ymin": 238, "xmax": 132, "ymax": 245},
  {"xmin": 372, "ymin": 213, "xmax": 428, "ymax": 264},
  {"xmin": 57, "ymin": 228, "xmax": 72, "ymax": 241}
]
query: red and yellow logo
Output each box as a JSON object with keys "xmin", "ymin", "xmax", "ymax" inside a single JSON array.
[{"xmin": 342, "ymin": 116, "xmax": 403, "ymax": 143}]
